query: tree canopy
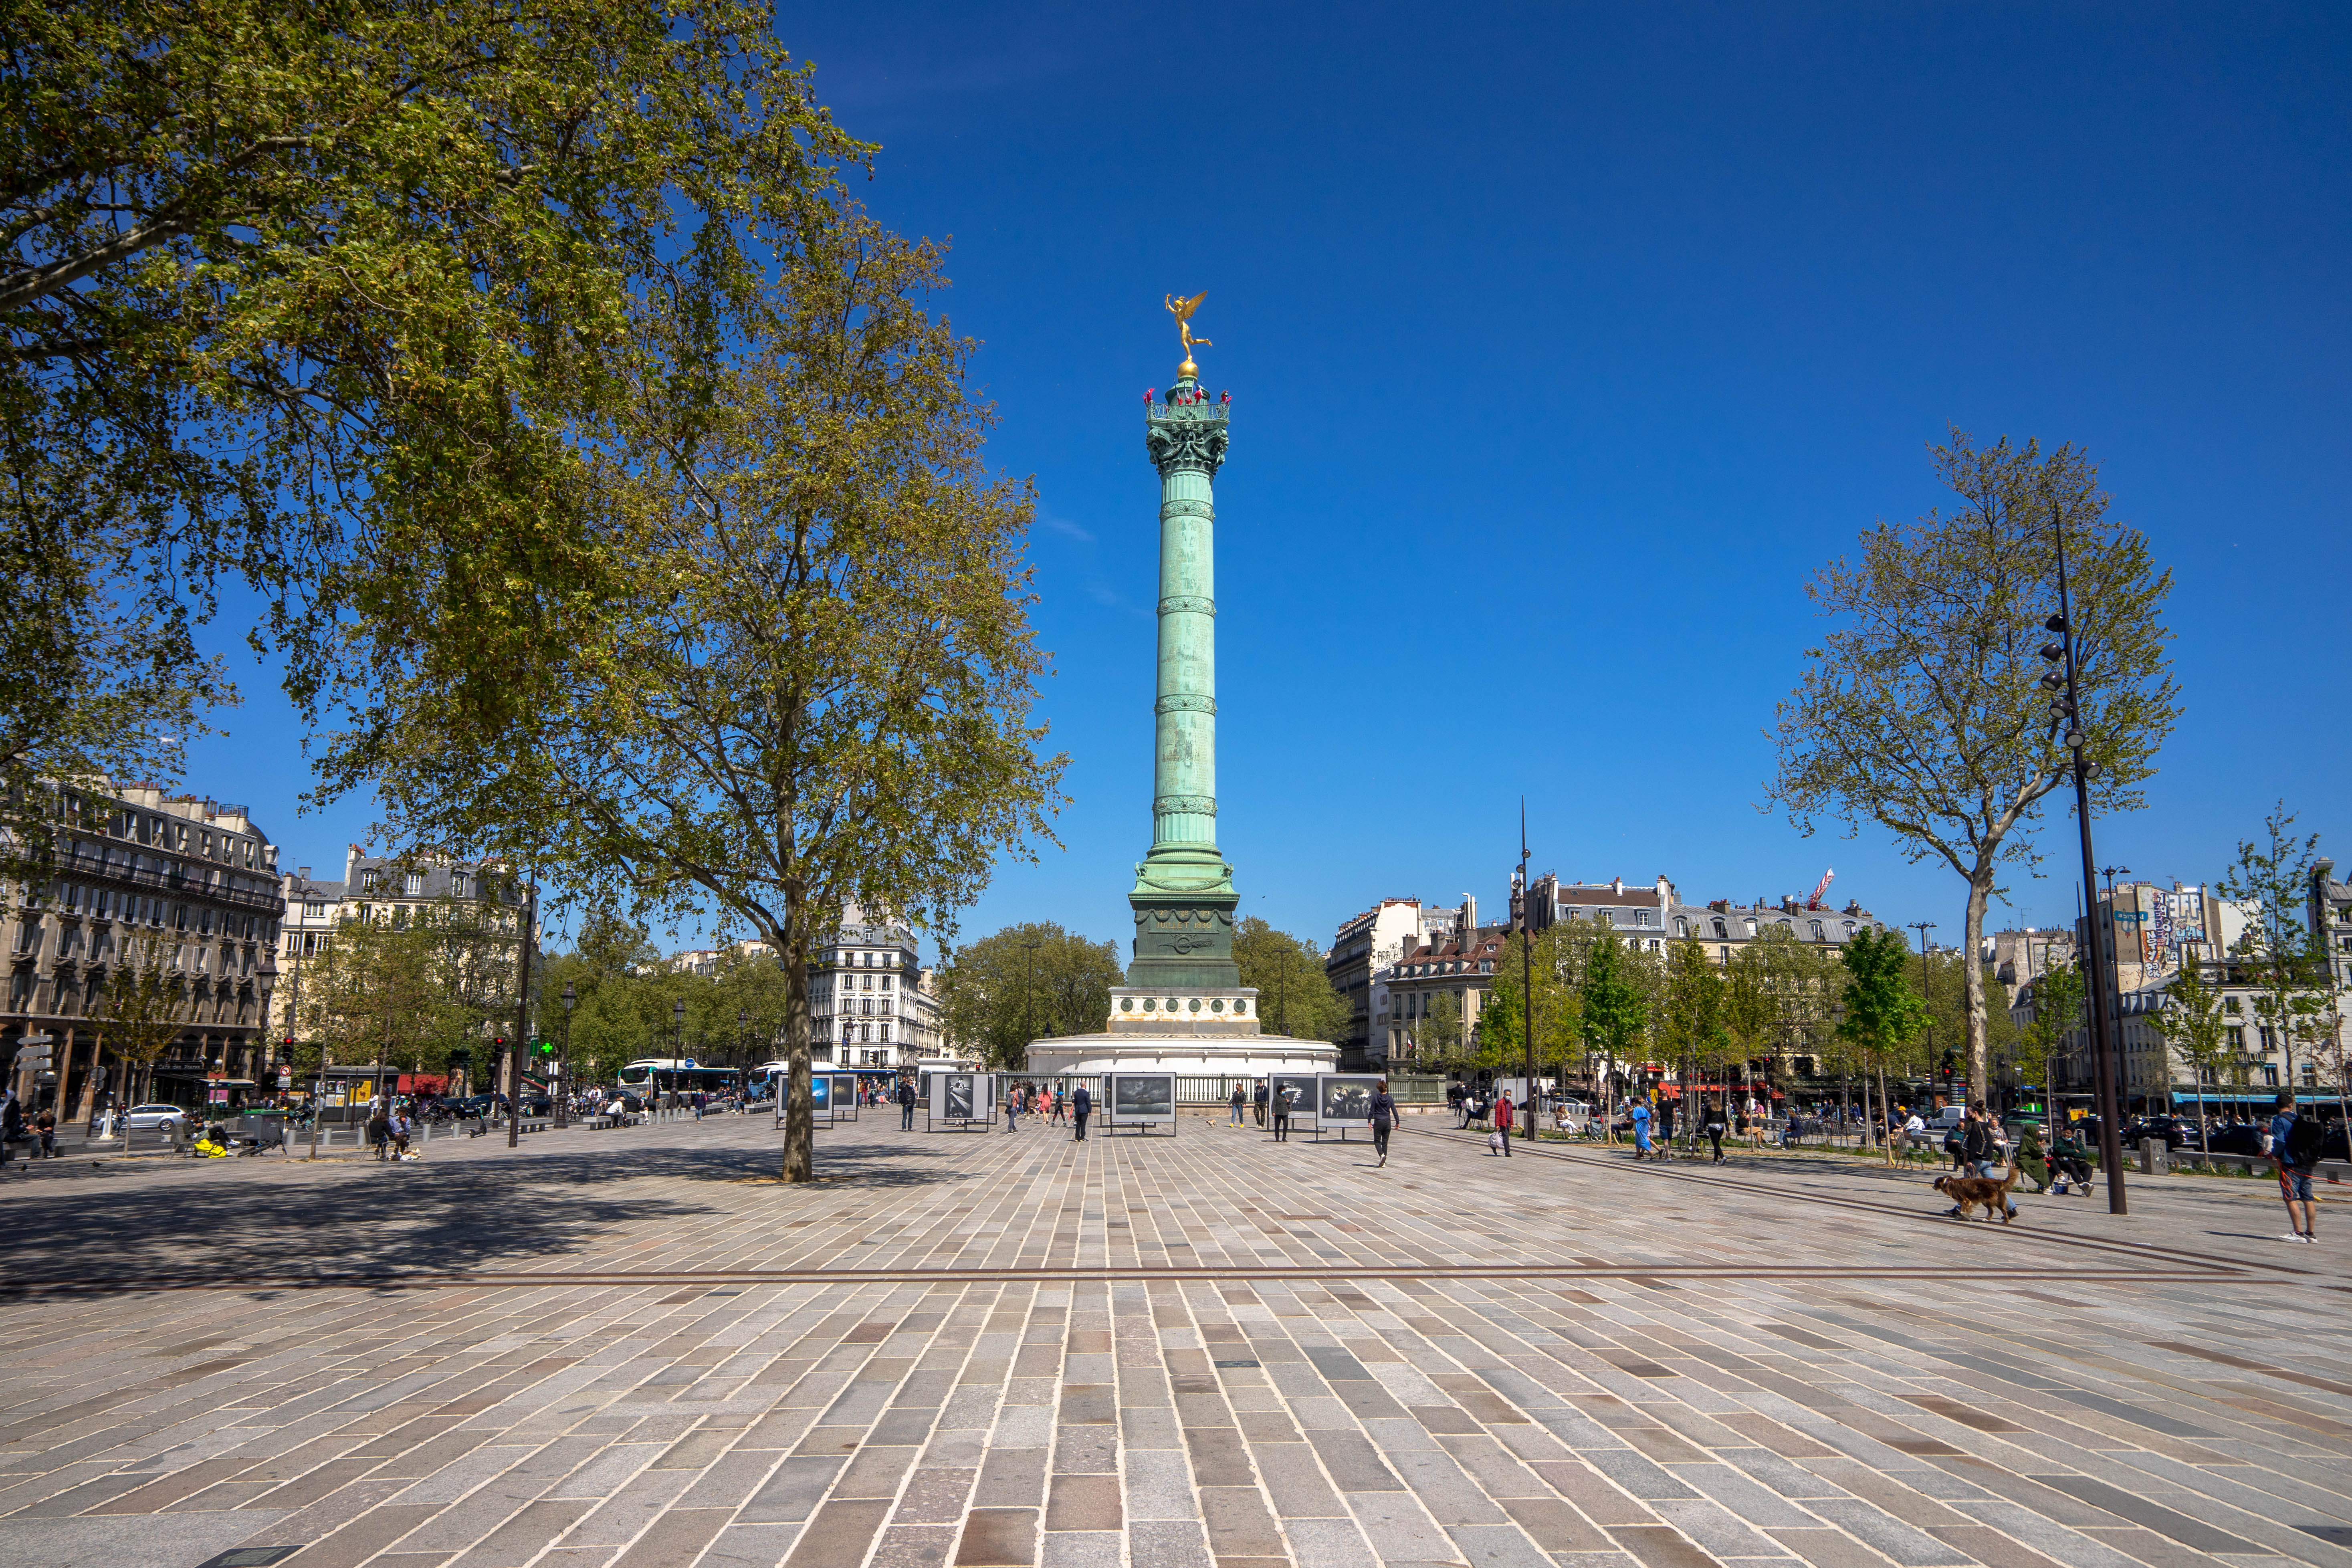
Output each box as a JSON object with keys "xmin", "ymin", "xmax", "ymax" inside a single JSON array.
[
  {"xmin": 1232, "ymin": 918, "xmax": 1348, "ymax": 1042},
  {"xmin": 939, "ymin": 922, "xmax": 1120, "ymax": 1068},
  {"xmin": 1770, "ymin": 432, "xmax": 2178, "ymax": 1099}
]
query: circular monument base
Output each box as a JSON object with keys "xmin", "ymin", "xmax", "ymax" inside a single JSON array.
[{"xmin": 1024, "ymin": 1030, "xmax": 1337, "ymax": 1080}]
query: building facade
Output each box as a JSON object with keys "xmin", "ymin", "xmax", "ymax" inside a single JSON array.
[
  {"xmin": 6, "ymin": 782, "xmax": 285, "ymax": 1114},
  {"xmin": 1326, "ymin": 898, "xmax": 1459, "ymax": 1068},
  {"xmin": 273, "ymin": 848, "xmax": 530, "ymax": 1043},
  {"xmin": 809, "ymin": 912, "xmax": 939, "ymax": 1069}
]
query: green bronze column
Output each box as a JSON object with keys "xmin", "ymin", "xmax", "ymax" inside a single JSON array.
[{"xmin": 1127, "ymin": 341, "xmax": 1239, "ymax": 990}]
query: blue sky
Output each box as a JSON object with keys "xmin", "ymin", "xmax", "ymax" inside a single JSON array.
[{"xmin": 189, "ymin": 2, "xmax": 2351, "ymax": 960}]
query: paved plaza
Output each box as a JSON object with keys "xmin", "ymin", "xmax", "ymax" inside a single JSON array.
[{"xmin": 2, "ymin": 1111, "xmax": 2350, "ymax": 1568}]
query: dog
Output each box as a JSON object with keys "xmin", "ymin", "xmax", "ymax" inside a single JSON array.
[{"xmin": 1934, "ymin": 1166, "xmax": 2021, "ymax": 1223}]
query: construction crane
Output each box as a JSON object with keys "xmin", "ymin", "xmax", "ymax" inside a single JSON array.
[{"xmin": 1806, "ymin": 869, "xmax": 1835, "ymax": 910}]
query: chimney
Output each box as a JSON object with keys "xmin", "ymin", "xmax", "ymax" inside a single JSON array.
[
  {"xmin": 1611, "ymin": 876, "xmax": 1623, "ymax": 896},
  {"xmin": 1462, "ymin": 893, "xmax": 1477, "ymax": 934}
]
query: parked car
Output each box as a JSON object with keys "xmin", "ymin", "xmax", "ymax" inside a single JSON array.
[
  {"xmin": 123, "ymin": 1103, "xmax": 189, "ymax": 1135},
  {"xmin": 2121, "ymin": 1116, "xmax": 2193, "ymax": 1150},
  {"xmin": 2199, "ymin": 1122, "xmax": 2265, "ymax": 1156}
]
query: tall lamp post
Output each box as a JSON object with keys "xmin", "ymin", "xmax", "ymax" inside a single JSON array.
[
  {"xmin": 556, "ymin": 981, "xmax": 575, "ymax": 1129},
  {"xmin": 2037, "ymin": 505, "xmax": 2128, "ymax": 1214},
  {"xmin": 670, "ymin": 996, "xmax": 686, "ymax": 1109},
  {"xmin": 1516, "ymin": 801, "xmax": 1536, "ymax": 1141},
  {"xmin": 1908, "ymin": 921, "xmax": 1938, "ymax": 1102},
  {"xmin": 1020, "ymin": 937, "xmax": 1041, "ymax": 1060}
]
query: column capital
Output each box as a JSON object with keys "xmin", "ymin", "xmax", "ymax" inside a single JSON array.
[{"xmin": 1145, "ymin": 400, "xmax": 1229, "ymax": 478}]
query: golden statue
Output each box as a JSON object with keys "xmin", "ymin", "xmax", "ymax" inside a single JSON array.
[{"xmin": 1166, "ymin": 291, "xmax": 1211, "ymax": 378}]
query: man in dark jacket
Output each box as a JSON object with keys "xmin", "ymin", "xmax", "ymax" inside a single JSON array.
[
  {"xmin": 1071, "ymin": 1083, "xmax": 1092, "ymax": 1141},
  {"xmin": 1252, "ymin": 1080, "xmax": 1269, "ymax": 1128},
  {"xmin": 897, "ymin": 1077, "xmax": 917, "ymax": 1131},
  {"xmin": 1369, "ymin": 1079, "xmax": 1401, "ymax": 1168}
]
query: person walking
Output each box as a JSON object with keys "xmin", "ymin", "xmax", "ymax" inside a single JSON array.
[
  {"xmin": 1492, "ymin": 1091, "xmax": 1514, "ymax": 1158},
  {"xmin": 1049, "ymin": 1086, "xmax": 1068, "ymax": 1127},
  {"xmin": 898, "ymin": 1076, "xmax": 917, "ymax": 1130},
  {"xmin": 1704, "ymin": 1101, "xmax": 1726, "ymax": 1164},
  {"xmin": 1370, "ymin": 1078, "xmax": 1401, "ymax": 1168},
  {"xmin": 1630, "ymin": 1098, "xmax": 1653, "ymax": 1160},
  {"xmin": 1229, "ymin": 1083, "xmax": 1248, "ymax": 1127},
  {"xmin": 1071, "ymin": 1082, "xmax": 1092, "ymax": 1142},
  {"xmin": 1272, "ymin": 1081, "xmax": 1294, "ymax": 1142},
  {"xmin": 1252, "ymin": 1079, "xmax": 1269, "ymax": 1128},
  {"xmin": 367, "ymin": 1103, "xmax": 392, "ymax": 1160},
  {"xmin": 2270, "ymin": 1090, "xmax": 2321, "ymax": 1243},
  {"xmin": 1006, "ymin": 1082, "xmax": 1022, "ymax": 1132}
]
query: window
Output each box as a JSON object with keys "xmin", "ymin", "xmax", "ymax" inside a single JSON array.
[
  {"xmin": 403, "ymin": 872, "xmax": 424, "ymax": 897},
  {"xmin": 200, "ymin": 831, "xmax": 213, "ymax": 859},
  {"xmin": 2227, "ymin": 1027, "xmax": 2244, "ymax": 1051},
  {"xmin": 304, "ymin": 901, "xmax": 327, "ymax": 918},
  {"xmin": 1810, "ymin": 921, "xmax": 1825, "ymax": 940},
  {"xmin": 1711, "ymin": 919, "xmax": 1727, "ymax": 939},
  {"xmin": 1842, "ymin": 922, "xmax": 1856, "ymax": 938},
  {"xmin": 390, "ymin": 906, "xmax": 408, "ymax": 930},
  {"xmin": 451, "ymin": 874, "xmax": 470, "ymax": 900},
  {"xmin": 1742, "ymin": 918, "xmax": 1757, "ymax": 936},
  {"xmin": 2263, "ymin": 1064, "xmax": 2280, "ymax": 1086},
  {"xmin": 1674, "ymin": 917, "xmax": 1689, "ymax": 938},
  {"xmin": 2223, "ymin": 997, "xmax": 2241, "ymax": 1014},
  {"xmin": 2304, "ymin": 1062, "xmax": 2319, "ymax": 1088},
  {"xmin": 360, "ymin": 869, "xmax": 381, "ymax": 892},
  {"xmin": 1633, "ymin": 909, "xmax": 1655, "ymax": 927}
]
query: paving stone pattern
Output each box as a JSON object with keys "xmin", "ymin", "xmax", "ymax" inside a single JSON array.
[{"xmin": 2, "ymin": 1111, "xmax": 2350, "ymax": 1568}]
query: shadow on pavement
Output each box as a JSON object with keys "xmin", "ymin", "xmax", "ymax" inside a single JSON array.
[{"xmin": 4, "ymin": 1129, "xmax": 973, "ymax": 1288}]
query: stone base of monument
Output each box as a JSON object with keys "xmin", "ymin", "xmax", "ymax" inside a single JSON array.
[{"xmin": 1026, "ymin": 986, "xmax": 1339, "ymax": 1078}]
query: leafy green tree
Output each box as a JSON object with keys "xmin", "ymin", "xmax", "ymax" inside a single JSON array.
[
  {"xmin": 1415, "ymin": 990, "xmax": 1466, "ymax": 1064},
  {"xmin": 1577, "ymin": 931, "xmax": 1648, "ymax": 1132},
  {"xmin": 2019, "ymin": 958, "xmax": 2085, "ymax": 1116},
  {"xmin": 338, "ymin": 202, "xmax": 1064, "ymax": 1182},
  {"xmin": 1835, "ymin": 926, "xmax": 1931, "ymax": 1164},
  {"xmin": 2216, "ymin": 804, "xmax": 2337, "ymax": 1093},
  {"xmin": 539, "ymin": 913, "xmax": 666, "ymax": 1086},
  {"xmin": 1481, "ymin": 930, "xmax": 1582, "ymax": 1090},
  {"xmin": 939, "ymin": 923, "xmax": 1121, "ymax": 1069},
  {"xmin": 1233, "ymin": 918, "xmax": 1349, "ymax": 1041},
  {"xmin": 1769, "ymin": 432, "xmax": 2180, "ymax": 1102},
  {"xmin": 93, "ymin": 938, "xmax": 187, "ymax": 1109},
  {"xmin": 4, "ymin": 0, "xmax": 858, "ymax": 796},
  {"xmin": 2153, "ymin": 961, "xmax": 2231, "ymax": 1152}
]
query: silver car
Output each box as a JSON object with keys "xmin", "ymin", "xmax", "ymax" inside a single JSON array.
[{"xmin": 123, "ymin": 1104, "xmax": 188, "ymax": 1136}]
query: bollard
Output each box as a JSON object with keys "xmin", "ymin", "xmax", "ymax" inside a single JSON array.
[{"xmin": 2138, "ymin": 1138, "xmax": 2168, "ymax": 1176}]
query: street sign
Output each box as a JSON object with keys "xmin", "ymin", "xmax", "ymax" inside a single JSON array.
[{"xmin": 18, "ymin": 1033, "xmax": 52, "ymax": 1045}]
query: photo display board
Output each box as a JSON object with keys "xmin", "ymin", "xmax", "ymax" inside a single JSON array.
[
  {"xmin": 930, "ymin": 1070, "xmax": 993, "ymax": 1129},
  {"xmin": 1107, "ymin": 1073, "xmax": 1176, "ymax": 1130},
  {"xmin": 1270, "ymin": 1074, "xmax": 1317, "ymax": 1128},
  {"xmin": 830, "ymin": 1074, "xmax": 860, "ymax": 1121},
  {"xmin": 809, "ymin": 1072, "xmax": 833, "ymax": 1122},
  {"xmin": 1316, "ymin": 1074, "xmax": 1380, "ymax": 1136}
]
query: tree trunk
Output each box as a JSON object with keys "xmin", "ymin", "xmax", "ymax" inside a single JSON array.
[
  {"xmin": 781, "ymin": 906, "xmax": 814, "ymax": 1183},
  {"xmin": 75, "ymin": 1031, "xmax": 102, "ymax": 1124},
  {"xmin": 1962, "ymin": 868, "xmax": 1993, "ymax": 1104},
  {"xmin": 1878, "ymin": 1062, "xmax": 1893, "ymax": 1165},
  {"xmin": 55, "ymin": 1025, "xmax": 77, "ymax": 1121}
]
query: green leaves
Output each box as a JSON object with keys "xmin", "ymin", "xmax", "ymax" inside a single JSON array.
[
  {"xmin": 1835, "ymin": 926, "xmax": 1930, "ymax": 1066},
  {"xmin": 939, "ymin": 923, "xmax": 1121, "ymax": 1068},
  {"xmin": 1769, "ymin": 430, "xmax": 2180, "ymax": 1096},
  {"xmin": 1233, "ymin": 918, "xmax": 1349, "ymax": 1042}
]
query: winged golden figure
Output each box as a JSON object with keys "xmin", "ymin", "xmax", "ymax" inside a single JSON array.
[{"xmin": 1166, "ymin": 291, "xmax": 1212, "ymax": 372}]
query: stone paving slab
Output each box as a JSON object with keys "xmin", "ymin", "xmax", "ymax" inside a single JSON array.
[{"xmin": 0, "ymin": 1110, "xmax": 2347, "ymax": 1568}]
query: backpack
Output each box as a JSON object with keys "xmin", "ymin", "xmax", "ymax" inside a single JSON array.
[{"xmin": 2285, "ymin": 1114, "xmax": 2325, "ymax": 1166}]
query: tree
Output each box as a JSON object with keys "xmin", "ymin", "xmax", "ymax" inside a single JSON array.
[
  {"xmin": 5, "ymin": 1, "xmax": 860, "ymax": 801},
  {"xmin": 296, "ymin": 913, "xmax": 451, "ymax": 1101},
  {"xmin": 1416, "ymin": 991, "xmax": 1466, "ymax": 1063},
  {"xmin": 93, "ymin": 938, "xmax": 186, "ymax": 1108},
  {"xmin": 1578, "ymin": 932, "xmax": 1648, "ymax": 1132},
  {"xmin": 2019, "ymin": 959, "xmax": 2086, "ymax": 1117},
  {"xmin": 1769, "ymin": 432, "xmax": 2179, "ymax": 1102},
  {"xmin": 1659, "ymin": 938, "xmax": 1729, "ymax": 1142},
  {"xmin": 1835, "ymin": 926, "xmax": 1930, "ymax": 1164},
  {"xmin": 1479, "ymin": 930, "xmax": 1581, "ymax": 1088},
  {"xmin": 939, "ymin": 923, "xmax": 1120, "ymax": 1068},
  {"xmin": 1232, "ymin": 918, "xmax": 1348, "ymax": 1042},
  {"xmin": 332, "ymin": 199, "xmax": 1065, "ymax": 1183},
  {"xmin": 2153, "ymin": 961, "xmax": 2231, "ymax": 1153},
  {"xmin": 539, "ymin": 912, "xmax": 667, "ymax": 1086},
  {"xmin": 2216, "ymin": 804, "xmax": 2337, "ymax": 1096}
]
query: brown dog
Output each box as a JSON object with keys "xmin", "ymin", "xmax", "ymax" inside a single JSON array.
[{"xmin": 1934, "ymin": 1167, "xmax": 2020, "ymax": 1223}]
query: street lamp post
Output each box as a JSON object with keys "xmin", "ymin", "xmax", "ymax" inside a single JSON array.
[
  {"xmin": 2038, "ymin": 504, "xmax": 2128, "ymax": 1214},
  {"xmin": 671, "ymin": 996, "xmax": 686, "ymax": 1111},
  {"xmin": 1908, "ymin": 921, "xmax": 1938, "ymax": 1102},
  {"xmin": 1021, "ymin": 937, "xmax": 1042, "ymax": 1059},
  {"xmin": 1517, "ymin": 801, "xmax": 1536, "ymax": 1142},
  {"xmin": 556, "ymin": 981, "xmax": 575, "ymax": 1129},
  {"xmin": 509, "ymin": 876, "xmax": 537, "ymax": 1150}
]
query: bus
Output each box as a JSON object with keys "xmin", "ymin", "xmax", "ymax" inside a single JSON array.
[{"xmin": 616, "ymin": 1059, "xmax": 743, "ymax": 1102}]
